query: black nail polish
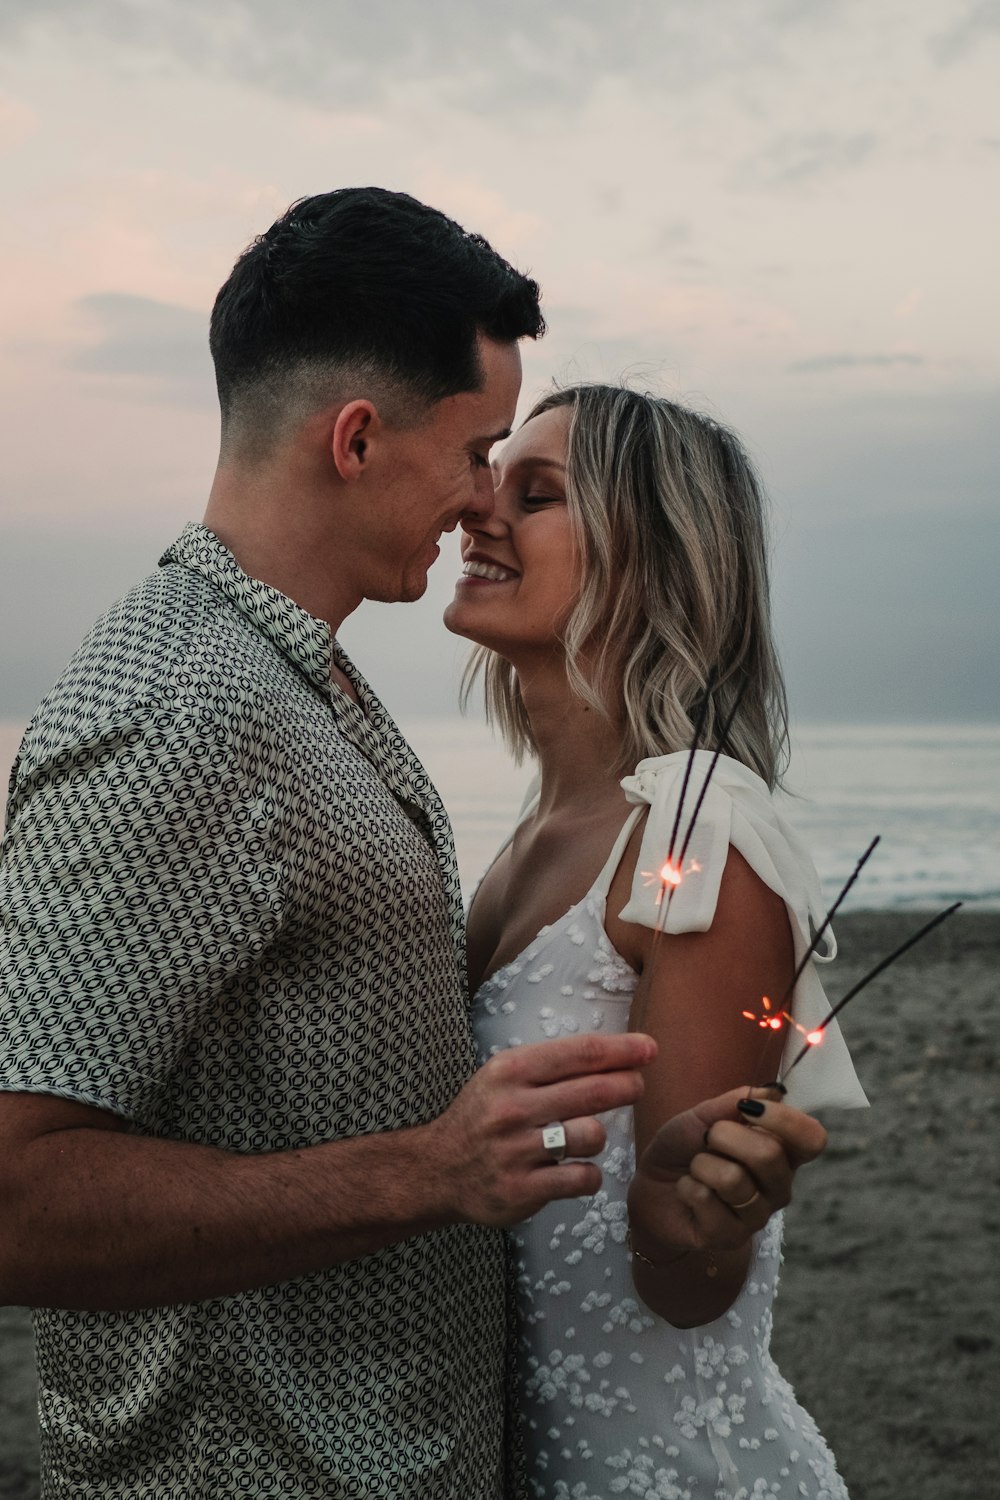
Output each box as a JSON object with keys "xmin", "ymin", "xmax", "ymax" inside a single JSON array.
[{"xmin": 737, "ymin": 1098, "xmax": 765, "ymax": 1118}]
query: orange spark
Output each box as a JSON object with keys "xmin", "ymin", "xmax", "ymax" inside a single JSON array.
[{"xmin": 742, "ymin": 995, "xmax": 793, "ymax": 1033}]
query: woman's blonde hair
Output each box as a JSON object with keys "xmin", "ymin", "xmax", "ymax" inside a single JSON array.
[{"xmin": 464, "ymin": 383, "xmax": 790, "ymax": 788}]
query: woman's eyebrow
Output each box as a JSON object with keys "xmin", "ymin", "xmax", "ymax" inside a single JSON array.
[{"xmin": 494, "ymin": 455, "xmax": 567, "ymax": 473}]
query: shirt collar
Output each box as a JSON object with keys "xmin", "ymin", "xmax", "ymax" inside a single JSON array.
[
  {"xmin": 160, "ymin": 523, "xmax": 336, "ymax": 695},
  {"xmin": 160, "ymin": 523, "xmax": 464, "ymax": 962},
  {"xmin": 160, "ymin": 523, "xmax": 440, "ymax": 814}
]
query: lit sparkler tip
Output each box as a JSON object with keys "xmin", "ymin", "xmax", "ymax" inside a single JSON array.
[
  {"xmin": 780, "ymin": 898, "xmax": 963, "ymax": 1085},
  {"xmin": 742, "ymin": 995, "xmax": 792, "ymax": 1034},
  {"xmin": 659, "ymin": 861, "xmax": 683, "ymax": 887}
]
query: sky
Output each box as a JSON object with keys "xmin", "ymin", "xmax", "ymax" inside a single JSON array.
[{"xmin": 1, "ymin": 0, "xmax": 997, "ymax": 725}]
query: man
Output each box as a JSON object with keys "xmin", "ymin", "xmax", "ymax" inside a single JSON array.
[{"xmin": 0, "ymin": 189, "xmax": 653, "ymax": 1497}]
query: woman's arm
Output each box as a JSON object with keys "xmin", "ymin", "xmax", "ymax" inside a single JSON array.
[{"xmin": 606, "ymin": 836, "xmax": 827, "ymax": 1325}]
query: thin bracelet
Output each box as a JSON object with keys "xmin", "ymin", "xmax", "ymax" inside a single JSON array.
[{"xmin": 626, "ymin": 1228, "xmax": 719, "ymax": 1278}]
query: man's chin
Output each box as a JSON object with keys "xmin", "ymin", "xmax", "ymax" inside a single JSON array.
[
  {"xmin": 399, "ymin": 578, "xmax": 429, "ymax": 603},
  {"xmin": 367, "ymin": 573, "xmax": 429, "ymax": 605}
]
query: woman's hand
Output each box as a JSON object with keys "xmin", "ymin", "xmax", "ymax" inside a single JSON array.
[{"xmin": 627, "ymin": 1084, "xmax": 828, "ymax": 1262}]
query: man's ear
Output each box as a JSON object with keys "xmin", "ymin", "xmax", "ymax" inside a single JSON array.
[{"xmin": 331, "ymin": 400, "xmax": 379, "ymax": 481}]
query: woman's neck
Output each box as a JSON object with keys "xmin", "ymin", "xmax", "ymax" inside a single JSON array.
[{"xmin": 517, "ymin": 654, "xmax": 626, "ymax": 819}]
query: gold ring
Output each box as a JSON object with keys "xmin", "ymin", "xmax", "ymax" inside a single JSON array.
[{"xmin": 731, "ymin": 1190, "xmax": 761, "ymax": 1212}]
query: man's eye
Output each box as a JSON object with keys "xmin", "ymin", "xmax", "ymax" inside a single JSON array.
[{"xmin": 471, "ymin": 453, "xmax": 491, "ymax": 469}]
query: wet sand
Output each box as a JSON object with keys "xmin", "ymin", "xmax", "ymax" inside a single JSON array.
[{"xmin": 2, "ymin": 910, "xmax": 998, "ymax": 1499}]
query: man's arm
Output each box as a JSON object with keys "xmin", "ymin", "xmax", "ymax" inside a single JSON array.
[
  {"xmin": 0, "ymin": 1031, "xmax": 653, "ymax": 1310},
  {"xmin": 0, "ymin": 704, "xmax": 649, "ymax": 1308}
]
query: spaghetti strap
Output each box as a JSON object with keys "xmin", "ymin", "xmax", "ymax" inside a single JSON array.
[{"xmin": 591, "ymin": 805, "xmax": 645, "ymax": 901}]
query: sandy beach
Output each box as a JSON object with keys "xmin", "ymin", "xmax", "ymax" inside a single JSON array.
[{"xmin": 2, "ymin": 909, "xmax": 997, "ymax": 1499}]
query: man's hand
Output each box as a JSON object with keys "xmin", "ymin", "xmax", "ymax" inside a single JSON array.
[
  {"xmin": 0, "ymin": 1033, "xmax": 656, "ymax": 1308},
  {"xmin": 427, "ymin": 1032, "xmax": 657, "ymax": 1226}
]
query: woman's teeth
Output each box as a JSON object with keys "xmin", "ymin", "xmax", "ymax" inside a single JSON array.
[{"xmin": 462, "ymin": 561, "xmax": 516, "ymax": 582}]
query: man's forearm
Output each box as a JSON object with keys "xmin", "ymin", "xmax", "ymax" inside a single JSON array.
[
  {"xmin": 2, "ymin": 1122, "xmax": 453, "ymax": 1310},
  {"xmin": 1, "ymin": 1030, "xmax": 655, "ymax": 1309}
]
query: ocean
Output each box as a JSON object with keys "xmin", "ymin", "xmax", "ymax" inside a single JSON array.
[{"xmin": 2, "ymin": 717, "xmax": 998, "ymax": 911}]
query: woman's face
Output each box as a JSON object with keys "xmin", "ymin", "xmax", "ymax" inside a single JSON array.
[{"xmin": 443, "ymin": 404, "xmax": 579, "ymax": 659}]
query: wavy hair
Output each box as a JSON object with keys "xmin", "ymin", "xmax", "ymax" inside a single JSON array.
[{"xmin": 465, "ymin": 384, "xmax": 790, "ymax": 787}]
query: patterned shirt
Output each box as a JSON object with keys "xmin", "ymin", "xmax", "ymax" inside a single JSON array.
[{"xmin": 0, "ymin": 524, "xmax": 507, "ymax": 1499}]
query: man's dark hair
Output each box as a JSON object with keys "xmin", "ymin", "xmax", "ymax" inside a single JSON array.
[{"xmin": 210, "ymin": 186, "xmax": 544, "ymax": 450}]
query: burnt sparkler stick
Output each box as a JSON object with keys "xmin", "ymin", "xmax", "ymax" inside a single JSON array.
[
  {"xmin": 744, "ymin": 836, "xmax": 883, "ymax": 1090},
  {"xmin": 651, "ymin": 675, "xmax": 747, "ymax": 943},
  {"xmin": 670, "ymin": 677, "xmax": 750, "ymax": 882},
  {"xmin": 783, "ymin": 835, "xmax": 882, "ymax": 1004},
  {"xmin": 663, "ymin": 666, "xmax": 718, "ymax": 877},
  {"xmin": 780, "ymin": 900, "xmax": 963, "ymax": 1082},
  {"xmin": 632, "ymin": 674, "xmax": 723, "ymax": 1031}
]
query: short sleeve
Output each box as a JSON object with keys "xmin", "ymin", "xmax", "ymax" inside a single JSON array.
[
  {"xmin": 0, "ymin": 707, "xmax": 284, "ymax": 1120},
  {"xmin": 618, "ymin": 752, "xmax": 869, "ymax": 1112}
]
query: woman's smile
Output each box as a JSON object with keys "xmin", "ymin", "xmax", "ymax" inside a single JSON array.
[
  {"xmin": 459, "ymin": 553, "xmax": 520, "ymax": 585},
  {"xmin": 443, "ymin": 404, "xmax": 576, "ymax": 656}
]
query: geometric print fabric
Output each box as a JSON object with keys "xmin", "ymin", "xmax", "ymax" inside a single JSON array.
[{"xmin": 0, "ymin": 524, "xmax": 506, "ymax": 1498}]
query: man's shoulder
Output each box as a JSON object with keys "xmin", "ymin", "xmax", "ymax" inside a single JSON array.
[
  {"xmin": 52, "ymin": 561, "xmax": 230, "ymax": 690},
  {"xmin": 18, "ymin": 563, "xmax": 284, "ymax": 774}
]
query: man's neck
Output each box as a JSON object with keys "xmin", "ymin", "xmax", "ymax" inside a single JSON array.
[{"xmin": 203, "ymin": 466, "xmax": 363, "ymax": 636}]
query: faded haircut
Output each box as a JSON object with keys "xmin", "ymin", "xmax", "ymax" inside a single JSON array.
[{"xmin": 210, "ymin": 186, "xmax": 544, "ymax": 457}]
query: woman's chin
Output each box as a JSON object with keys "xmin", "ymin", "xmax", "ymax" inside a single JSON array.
[
  {"xmin": 442, "ymin": 598, "xmax": 483, "ymax": 643},
  {"xmin": 442, "ymin": 601, "xmax": 511, "ymax": 656}
]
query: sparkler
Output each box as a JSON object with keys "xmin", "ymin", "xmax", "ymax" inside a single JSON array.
[
  {"xmin": 633, "ymin": 674, "xmax": 746, "ymax": 1031},
  {"xmin": 743, "ymin": 836, "xmax": 882, "ymax": 1089},
  {"xmin": 779, "ymin": 899, "xmax": 962, "ymax": 1083},
  {"xmin": 646, "ymin": 676, "xmax": 748, "ymax": 939},
  {"xmin": 669, "ymin": 679, "xmax": 749, "ymax": 889},
  {"xmin": 635, "ymin": 687, "xmax": 961, "ymax": 1097},
  {"xmin": 650, "ymin": 667, "xmax": 717, "ymax": 910}
]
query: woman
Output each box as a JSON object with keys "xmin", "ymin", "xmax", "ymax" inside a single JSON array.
[{"xmin": 443, "ymin": 385, "xmax": 867, "ymax": 1500}]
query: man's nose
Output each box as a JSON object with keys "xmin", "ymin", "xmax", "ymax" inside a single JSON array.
[{"xmin": 461, "ymin": 464, "xmax": 499, "ymax": 528}]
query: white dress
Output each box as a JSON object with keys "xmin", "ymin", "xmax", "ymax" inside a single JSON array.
[{"xmin": 472, "ymin": 753, "xmax": 868, "ymax": 1500}]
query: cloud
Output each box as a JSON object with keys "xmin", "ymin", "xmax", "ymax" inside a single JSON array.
[
  {"xmin": 930, "ymin": 0, "xmax": 1000, "ymax": 63},
  {"xmin": 0, "ymin": 90, "xmax": 37, "ymax": 149},
  {"xmin": 774, "ymin": 508, "xmax": 1000, "ymax": 722},
  {"xmin": 68, "ymin": 292, "xmax": 214, "ymax": 405},
  {"xmin": 652, "ymin": 219, "xmax": 695, "ymax": 250},
  {"xmin": 3, "ymin": 381, "xmax": 997, "ymax": 722},
  {"xmin": 0, "ymin": 0, "xmax": 858, "ymax": 116},
  {"xmin": 788, "ymin": 353, "xmax": 924, "ymax": 374},
  {"xmin": 740, "ymin": 130, "xmax": 878, "ymax": 187}
]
